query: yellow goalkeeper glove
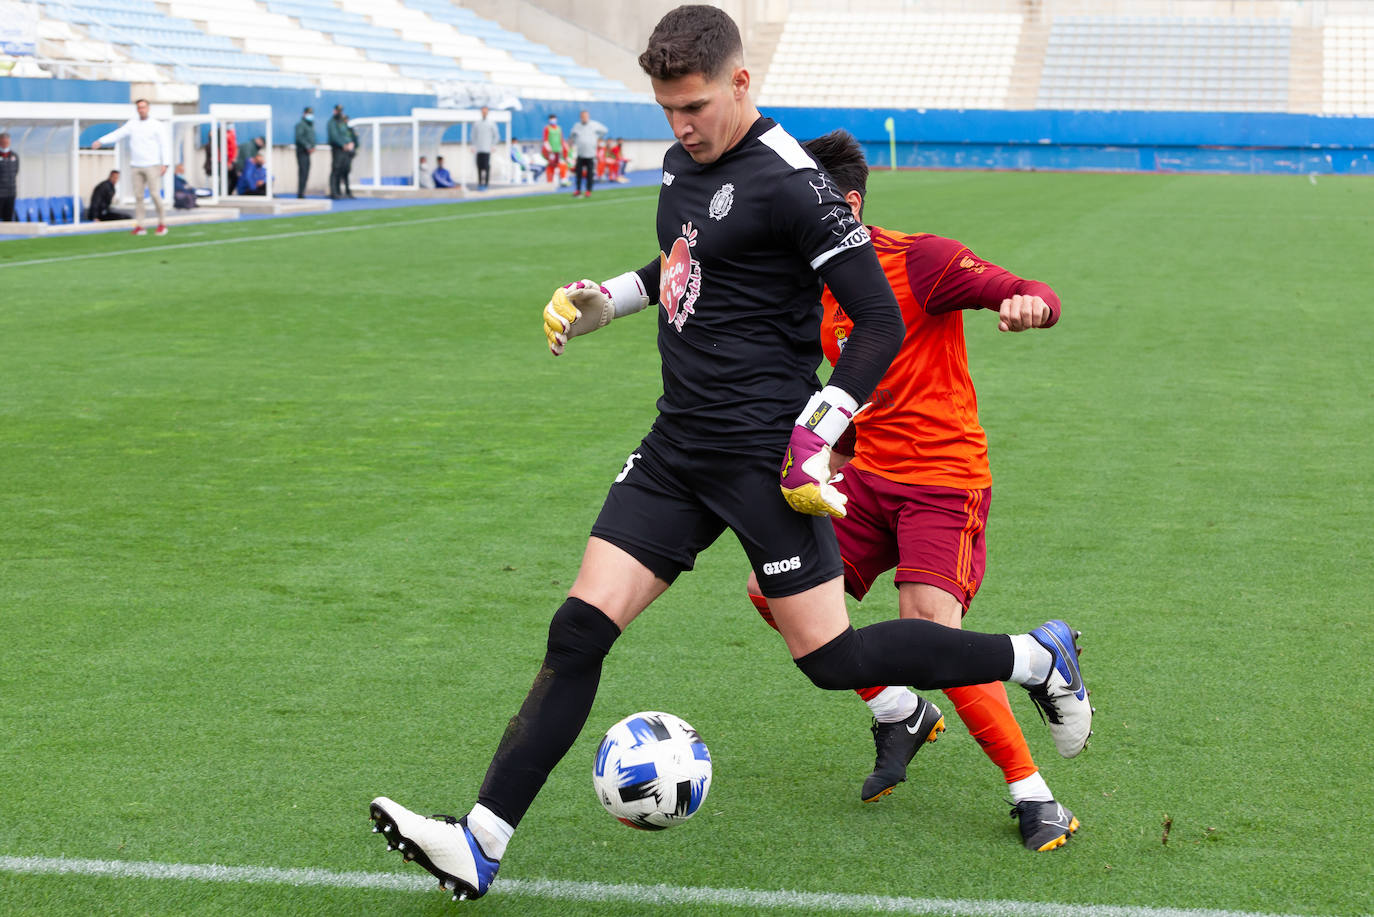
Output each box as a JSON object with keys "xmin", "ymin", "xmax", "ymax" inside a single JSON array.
[{"xmin": 542, "ymin": 272, "xmax": 649, "ymax": 356}]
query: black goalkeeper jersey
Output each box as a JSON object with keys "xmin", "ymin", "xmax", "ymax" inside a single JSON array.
[{"xmin": 632, "ymin": 117, "xmax": 896, "ymax": 452}]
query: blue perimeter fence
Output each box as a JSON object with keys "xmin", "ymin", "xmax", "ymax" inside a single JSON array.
[{"xmin": 3, "ymin": 78, "xmax": 1372, "ymax": 175}]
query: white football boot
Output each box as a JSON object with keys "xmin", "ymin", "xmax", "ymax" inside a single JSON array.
[
  {"xmin": 369, "ymin": 797, "xmax": 499, "ymax": 900},
  {"xmin": 1025, "ymin": 620, "xmax": 1095, "ymax": 758}
]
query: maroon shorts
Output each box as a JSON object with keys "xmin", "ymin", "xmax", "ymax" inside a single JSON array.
[{"xmin": 832, "ymin": 466, "xmax": 991, "ymax": 609}]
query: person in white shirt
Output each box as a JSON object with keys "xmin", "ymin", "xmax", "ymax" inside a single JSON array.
[
  {"xmin": 567, "ymin": 109, "xmax": 608, "ymax": 198},
  {"xmin": 470, "ymin": 106, "xmax": 500, "ymax": 191},
  {"xmin": 417, "ymin": 156, "xmax": 435, "ymax": 189},
  {"xmin": 92, "ymin": 99, "xmax": 170, "ymax": 236}
]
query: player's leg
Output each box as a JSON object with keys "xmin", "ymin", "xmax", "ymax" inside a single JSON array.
[
  {"xmin": 892, "ymin": 487, "xmax": 1080, "ymax": 848},
  {"xmin": 728, "ymin": 461, "xmax": 1087, "ymax": 738},
  {"xmin": 768, "ymin": 556, "xmax": 1088, "ymax": 758},
  {"xmin": 743, "ymin": 467, "xmax": 945, "ymax": 802},
  {"xmin": 729, "ymin": 459, "xmax": 1019, "ymax": 686},
  {"xmin": 826, "ymin": 466, "xmax": 944, "ymax": 800},
  {"xmin": 773, "ymin": 582, "xmax": 1089, "ymax": 761},
  {"xmin": 371, "ymin": 539, "xmax": 660, "ymax": 899},
  {"xmin": 371, "ymin": 434, "xmax": 724, "ymax": 900}
]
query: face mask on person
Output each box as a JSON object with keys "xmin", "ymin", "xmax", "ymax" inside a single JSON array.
[{"xmin": 304, "ymin": 114, "xmax": 314, "ymax": 122}]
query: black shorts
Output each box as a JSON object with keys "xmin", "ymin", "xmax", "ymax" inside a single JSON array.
[{"xmin": 590, "ymin": 429, "xmax": 841, "ymax": 597}]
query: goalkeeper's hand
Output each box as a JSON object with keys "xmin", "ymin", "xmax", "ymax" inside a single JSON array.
[
  {"xmin": 544, "ymin": 280, "xmax": 614, "ymax": 356},
  {"xmin": 779, "ymin": 385, "xmax": 859, "ymax": 518},
  {"xmin": 542, "ymin": 272, "xmax": 649, "ymax": 356}
]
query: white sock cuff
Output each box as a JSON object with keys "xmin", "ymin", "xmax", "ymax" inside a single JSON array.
[
  {"xmin": 1008, "ymin": 771, "xmax": 1053, "ymax": 804},
  {"xmin": 867, "ymin": 686, "xmax": 920, "ymax": 723},
  {"xmin": 1008, "ymin": 633, "xmax": 1052, "ymax": 686},
  {"xmin": 466, "ymin": 803, "xmax": 514, "ymax": 861}
]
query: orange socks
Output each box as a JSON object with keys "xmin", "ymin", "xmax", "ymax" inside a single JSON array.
[{"xmin": 942, "ymin": 681, "xmax": 1038, "ymax": 784}]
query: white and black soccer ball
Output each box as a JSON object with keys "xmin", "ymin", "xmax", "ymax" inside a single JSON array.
[{"xmin": 592, "ymin": 711, "xmax": 712, "ymax": 830}]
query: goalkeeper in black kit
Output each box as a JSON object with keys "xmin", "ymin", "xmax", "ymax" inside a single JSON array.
[{"xmin": 369, "ymin": 4, "xmax": 1094, "ymax": 902}]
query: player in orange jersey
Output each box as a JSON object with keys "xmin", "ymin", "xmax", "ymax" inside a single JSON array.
[
  {"xmin": 595, "ymin": 138, "xmax": 609, "ymax": 181},
  {"xmin": 747, "ymin": 129, "xmax": 1078, "ymax": 852}
]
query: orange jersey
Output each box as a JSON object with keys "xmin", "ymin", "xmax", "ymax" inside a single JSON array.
[{"xmin": 821, "ymin": 227, "xmax": 1060, "ymax": 488}]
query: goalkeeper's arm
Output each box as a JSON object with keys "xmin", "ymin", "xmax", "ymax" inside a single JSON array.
[
  {"xmin": 543, "ymin": 260, "xmax": 657, "ymax": 356},
  {"xmin": 779, "ymin": 248, "xmax": 903, "ymax": 517}
]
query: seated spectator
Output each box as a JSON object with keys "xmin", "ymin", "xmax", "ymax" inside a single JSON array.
[
  {"xmin": 173, "ymin": 163, "xmax": 198, "ymax": 210},
  {"xmin": 236, "ymin": 152, "xmax": 268, "ymax": 196},
  {"xmin": 432, "ymin": 156, "xmax": 456, "ymax": 189},
  {"xmin": 510, "ymin": 139, "xmax": 545, "ymax": 182},
  {"xmin": 89, "ymin": 170, "xmax": 131, "ymax": 221},
  {"xmin": 418, "ymin": 155, "xmax": 435, "ymax": 189}
]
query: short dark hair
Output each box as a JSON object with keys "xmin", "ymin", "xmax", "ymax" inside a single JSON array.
[
  {"xmin": 639, "ymin": 5, "xmax": 743, "ymax": 81},
  {"xmin": 804, "ymin": 130, "xmax": 869, "ymax": 214}
]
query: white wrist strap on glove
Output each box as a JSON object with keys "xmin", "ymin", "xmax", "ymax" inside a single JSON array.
[
  {"xmin": 602, "ymin": 270, "xmax": 649, "ymax": 319},
  {"xmin": 794, "ymin": 385, "xmax": 860, "ymax": 446}
]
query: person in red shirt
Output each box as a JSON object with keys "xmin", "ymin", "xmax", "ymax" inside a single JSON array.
[{"xmin": 748, "ymin": 129, "xmax": 1076, "ymax": 852}]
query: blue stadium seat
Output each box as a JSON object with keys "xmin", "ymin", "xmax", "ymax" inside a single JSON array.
[{"xmin": 37, "ymin": 198, "xmax": 53, "ymax": 224}]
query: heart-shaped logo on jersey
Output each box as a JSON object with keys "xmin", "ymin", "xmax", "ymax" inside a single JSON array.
[{"xmin": 659, "ymin": 223, "xmax": 701, "ymax": 331}]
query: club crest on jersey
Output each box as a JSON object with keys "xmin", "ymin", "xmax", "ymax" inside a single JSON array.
[
  {"xmin": 659, "ymin": 222, "xmax": 702, "ymax": 332},
  {"xmin": 708, "ymin": 182, "xmax": 735, "ymax": 221}
]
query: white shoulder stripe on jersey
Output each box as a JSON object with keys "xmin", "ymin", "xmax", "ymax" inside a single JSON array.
[
  {"xmin": 758, "ymin": 124, "xmax": 817, "ymax": 171},
  {"xmin": 809, "ymin": 225, "xmax": 872, "ymax": 270}
]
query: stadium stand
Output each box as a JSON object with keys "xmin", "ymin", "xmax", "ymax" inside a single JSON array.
[
  {"xmin": 757, "ymin": 12, "xmax": 1023, "ymax": 110},
  {"xmin": 25, "ymin": 2, "xmax": 1365, "ymax": 115},
  {"xmin": 1036, "ymin": 16, "xmax": 1293, "ymax": 112},
  {"xmin": 42, "ymin": 0, "xmax": 314, "ymax": 87},
  {"xmin": 166, "ymin": 0, "xmax": 418, "ymax": 92},
  {"xmin": 398, "ymin": 0, "xmax": 645, "ymax": 101},
  {"xmin": 1323, "ymin": 16, "xmax": 1374, "ymax": 115},
  {"xmin": 27, "ymin": 0, "xmax": 647, "ymax": 100},
  {"xmin": 32, "ymin": 12, "xmax": 160, "ymax": 82}
]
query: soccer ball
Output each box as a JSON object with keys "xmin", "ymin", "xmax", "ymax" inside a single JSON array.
[{"xmin": 592, "ymin": 711, "xmax": 712, "ymax": 830}]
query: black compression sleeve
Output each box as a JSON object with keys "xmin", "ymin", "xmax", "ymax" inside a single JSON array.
[
  {"xmin": 819, "ymin": 248, "xmax": 904, "ymax": 403},
  {"xmin": 634, "ymin": 257, "xmax": 662, "ymax": 305}
]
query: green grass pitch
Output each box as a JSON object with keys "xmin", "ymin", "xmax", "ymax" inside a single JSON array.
[{"xmin": 1, "ymin": 170, "xmax": 1371, "ymax": 916}]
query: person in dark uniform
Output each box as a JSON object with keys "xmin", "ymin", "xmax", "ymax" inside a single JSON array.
[
  {"xmin": 294, "ymin": 106, "xmax": 315, "ymax": 198},
  {"xmin": 367, "ymin": 5, "xmax": 1094, "ymax": 902},
  {"xmin": 327, "ymin": 105, "xmax": 353, "ymax": 200},
  {"xmin": 0, "ymin": 132, "xmax": 18, "ymax": 222}
]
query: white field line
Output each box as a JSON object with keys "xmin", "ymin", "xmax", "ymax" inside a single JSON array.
[
  {"xmin": 0, "ymin": 195, "xmax": 647, "ymax": 271},
  {"xmin": 0, "ymin": 855, "xmax": 1337, "ymax": 917}
]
